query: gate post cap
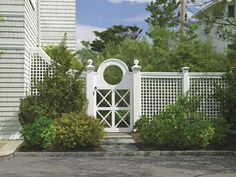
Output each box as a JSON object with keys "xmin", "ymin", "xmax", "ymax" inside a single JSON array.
[
  {"xmin": 86, "ymin": 59, "xmax": 95, "ymax": 71},
  {"xmin": 181, "ymin": 67, "xmax": 189, "ymax": 73},
  {"xmin": 132, "ymin": 59, "xmax": 141, "ymax": 71},
  {"xmin": 134, "ymin": 59, "xmax": 139, "ymax": 66},
  {"xmin": 87, "ymin": 59, "xmax": 93, "ymax": 66}
]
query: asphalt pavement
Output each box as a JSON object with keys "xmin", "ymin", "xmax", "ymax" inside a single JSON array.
[{"xmin": 0, "ymin": 156, "xmax": 236, "ymax": 177}]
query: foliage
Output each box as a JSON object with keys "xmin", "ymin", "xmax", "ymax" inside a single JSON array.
[
  {"xmin": 103, "ymin": 65, "xmax": 123, "ymax": 85},
  {"xmin": 88, "ymin": 25, "xmax": 142, "ymax": 52},
  {"xmin": 227, "ymin": 34, "xmax": 236, "ymax": 68},
  {"xmin": 21, "ymin": 117, "xmax": 56, "ymax": 150},
  {"xmin": 195, "ymin": 1, "xmax": 234, "ymax": 40},
  {"xmin": 212, "ymin": 117, "xmax": 230, "ymax": 145},
  {"xmin": 145, "ymin": 0, "xmax": 179, "ymax": 29},
  {"xmin": 53, "ymin": 113, "xmax": 104, "ymax": 150},
  {"xmin": 19, "ymin": 35, "xmax": 86, "ymax": 125},
  {"xmin": 78, "ymin": 28, "xmax": 228, "ymax": 72},
  {"xmin": 150, "ymin": 26, "xmax": 229, "ymax": 72},
  {"xmin": 19, "ymin": 96, "xmax": 50, "ymax": 125},
  {"xmin": 214, "ymin": 68, "xmax": 236, "ymax": 129},
  {"xmin": 45, "ymin": 33, "xmax": 83, "ymax": 71},
  {"xmin": 135, "ymin": 95, "xmax": 218, "ymax": 149},
  {"xmin": 78, "ymin": 38, "xmax": 154, "ymax": 70}
]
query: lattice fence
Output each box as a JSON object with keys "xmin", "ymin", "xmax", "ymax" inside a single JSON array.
[
  {"xmin": 30, "ymin": 51, "xmax": 54, "ymax": 95},
  {"xmin": 189, "ymin": 74, "xmax": 227, "ymax": 119},
  {"xmin": 140, "ymin": 72, "xmax": 226, "ymax": 119},
  {"xmin": 141, "ymin": 73, "xmax": 183, "ymax": 118}
]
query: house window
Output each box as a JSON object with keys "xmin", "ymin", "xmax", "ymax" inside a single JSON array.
[{"xmin": 228, "ymin": 5, "xmax": 235, "ymax": 17}]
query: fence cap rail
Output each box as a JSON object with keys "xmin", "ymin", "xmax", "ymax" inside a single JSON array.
[
  {"xmin": 141, "ymin": 72, "xmax": 182, "ymax": 78},
  {"xmin": 189, "ymin": 72, "xmax": 225, "ymax": 78}
]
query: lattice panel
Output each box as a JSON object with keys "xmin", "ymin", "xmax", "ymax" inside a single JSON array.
[
  {"xmin": 30, "ymin": 53, "xmax": 54, "ymax": 95},
  {"xmin": 96, "ymin": 89, "xmax": 131, "ymax": 129},
  {"xmin": 189, "ymin": 77, "xmax": 227, "ymax": 119},
  {"xmin": 141, "ymin": 77, "xmax": 182, "ymax": 118}
]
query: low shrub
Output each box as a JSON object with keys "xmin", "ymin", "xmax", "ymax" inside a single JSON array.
[
  {"xmin": 213, "ymin": 69, "xmax": 236, "ymax": 129},
  {"xmin": 19, "ymin": 96, "xmax": 46, "ymax": 125},
  {"xmin": 135, "ymin": 95, "xmax": 217, "ymax": 149},
  {"xmin": 212, "ymin": 117, "xmax": 230, "ymax": 145},
  {"xmin": 19, "ymin": 96, "xmax": 58, "ymax": 125},
  {"xmin": 21, "ymin": 116, "xmax": 56, "ymax": 150},
  {"xmin": 53, "ymin": 113, "xmax": 104, "ymax": 150}
]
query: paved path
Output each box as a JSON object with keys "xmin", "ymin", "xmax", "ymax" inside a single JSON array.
[
  {"xmin": 101, "ymin": 133, "xmax": 138, "ymax": 152},
  {"xmin": 0, "ymin": 156, "xmax": 236, "ymax": 177}
]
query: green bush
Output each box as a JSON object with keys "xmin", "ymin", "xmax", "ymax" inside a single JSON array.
[
  {"xmin": 214, "ymin": 69, "xmax": 236, "ymax": 129},
  {"xmin": 53, "ymin": 113, "xmax": 104, "ymax": 150},
  {"xmin": 212, "ymin": 117, "xmax": 230, "ymax": 145},
  {"xmin": 19, "ymin": 96, "xmax": 58, "ymax": 125},
  {"xmin": 19, "ymin": 96, "xmax": 46, "ymax": 125},
  {"xmin": 135, "ymin": 95, "xmax": 216, "ymax": 149},
  {"xmin": 19, "ymin": 36, "xmax": 86, "ymax": 126},
  {"xmin": 21, "ymin": 116, "xmax": 56, "ymax": 150}
]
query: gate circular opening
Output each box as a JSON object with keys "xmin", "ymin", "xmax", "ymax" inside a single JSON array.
[{"xmin": 103, "ymin": 65, "xmax": 123, "ymax": 85}]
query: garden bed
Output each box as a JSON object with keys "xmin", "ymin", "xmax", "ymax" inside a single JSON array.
[
  {"xmin": 17, "ymin": 143, "xmax": 104, "ymax": 152},
  {"xmin": 131, "ymin": 132, "xmax": 236, "ymax": 151}
]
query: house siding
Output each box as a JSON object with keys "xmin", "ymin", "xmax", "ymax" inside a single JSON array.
[
  {"xmin": 0, "ymin": 0, "xmax": 38, "ymax": 139},
  {"xmin": 39, "ymin": 0, "xmax": 76, "ymax": 51}
]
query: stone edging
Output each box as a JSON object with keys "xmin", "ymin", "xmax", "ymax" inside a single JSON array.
[{"xmin": 13, "ymin": 151, "xmax": 236, "ymax": 158}]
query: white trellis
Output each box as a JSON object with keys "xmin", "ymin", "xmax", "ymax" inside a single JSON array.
[{"xmin": 85, "ymin": 59, "xmax": 226, "ymax": 132}]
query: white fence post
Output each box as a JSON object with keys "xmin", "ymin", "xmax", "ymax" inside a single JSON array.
[
  {"xmin": 86, "ymin": 59, "xmax": 96, "ymax": 117},
  {"xmin": 132, "ymin": 60, "xmax": 141, "ymax": 125},
  {"xmin": 182, "ymin": 67, "xmax": 190, "ymax": 94}
]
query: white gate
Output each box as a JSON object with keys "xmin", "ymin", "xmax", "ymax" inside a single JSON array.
[
  {"xmin": 95, "ymin": 60, "xmax": 133, "ymax": 132},
  {"xmin": 85, "ymin": 59, "xmax": 142, "ymax": 132}
]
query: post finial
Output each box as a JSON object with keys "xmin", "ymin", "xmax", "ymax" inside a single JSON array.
[
  {"xmin": 134, "ymin": 59, "xmax": 139, "ymax": 66},
  {"xmin": 87, "ymin": 59, "xmax": 93, "ymax": 66},
  {"xmin": 86, "ymin": 59, "xmax": 95, "ymax": 71},
  {"xmin": 132, "ymin": 59, "xmax": 141, "ymax": 72}
]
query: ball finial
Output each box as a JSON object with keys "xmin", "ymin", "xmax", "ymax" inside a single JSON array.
[
  {"xmin": 134, "ymin": 59, "xmax": 139, "ymax": 66},
  {"xmin": 87, "ymin": 59, "xmax": 93, "ymax": 65}
]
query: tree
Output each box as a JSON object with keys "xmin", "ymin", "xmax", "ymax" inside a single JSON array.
[
  {"xmin": 88, "ymin": 25, "xmax": 142, "ymax": 52},
  {"xmin": 193, "ymin": 0, "xmax": 236, "ymax": 40},
  {"xmin": 149, "ymin": 25, "xmax": 228, "ymax": 72},
  {"xmin": 19, "ymin": 35, "xmax": 85, "ymax": 125},
  {"xmin": 45, "ymin": 33, "xmax": 83, "ymax": 71},
  {"xmin": 146, "ymin": 0, "xmax": 179, "ymax": 29},
  {"xmin": 214, "ymin": 67, "xmax": 236, "ymax": 129}
]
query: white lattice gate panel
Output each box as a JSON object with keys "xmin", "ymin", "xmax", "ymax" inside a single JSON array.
[
  {"xmin": 189, "ymin": 74, "xmax": 227, "ymax": 119},
  {"xmin": 96, "ymin": 89, "xmax": 112, "ymax": 128},
  {"xmin": 114, "ymin": 89, "xmax": 131, "ymax": 128},
  {"xmin": 96, "ymin": 89, "xmax": 131, "ymax": 129},
  {"xmin": 141, "ymin": 74, "xmax": 182, "ymax": 118}
]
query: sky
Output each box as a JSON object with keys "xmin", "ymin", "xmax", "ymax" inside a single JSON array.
[{"xmin": 76, "ymin": 0, "xmax": 199, "ymax": 49}]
